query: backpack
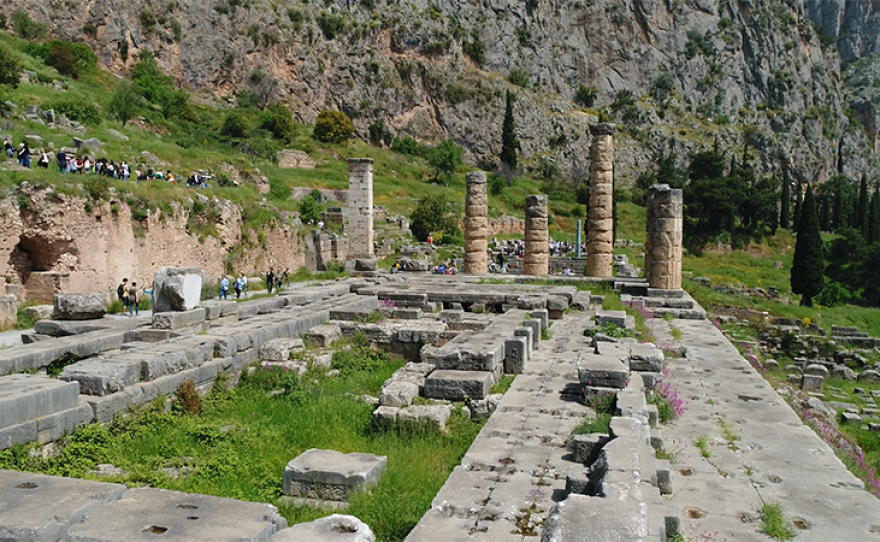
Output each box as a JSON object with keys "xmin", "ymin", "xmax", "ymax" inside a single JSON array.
[{"xmin": 117, "ymin": 284, "xmax": 124, "ymax": 299}]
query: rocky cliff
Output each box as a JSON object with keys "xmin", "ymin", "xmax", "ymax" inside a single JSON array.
[
  {"xmin": 8, "ymin": 0, "xmax": 879, "ymax": 183},
  {"xmin": 0, "ymin": 186, "xmax": 306, "ymax": 303}
]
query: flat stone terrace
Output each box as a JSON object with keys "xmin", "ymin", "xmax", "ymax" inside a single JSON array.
[
  {"xmin": 405, "ymin": 312, "xmax": 595, "ymax": 542},
  {"xmin": 658, "ymin": 318, "xmax": 880, "ymax": 541}
]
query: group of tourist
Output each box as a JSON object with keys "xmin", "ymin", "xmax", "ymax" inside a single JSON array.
[
  {"xmin": 218, "ymin": 273, "xmax": 256, "ymax": 300},
  {"xmin": 4, "ymin": 137, "xmax": 211, "ymax": 188},
  {"xmin": 116, "ymin": 278, "xmax": 149, "ymax": 317}
]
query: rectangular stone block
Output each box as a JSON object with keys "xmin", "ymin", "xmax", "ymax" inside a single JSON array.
[
  {"xmin": 283, "ymin": 449, "xmax": 387, "ymax": 501},
  {"xmin": 522, "ymin": 319, "xmax": 541, "ymax": 349},
  {"xmin": 629, "ymin": 343, "xmax": 664, "ymax": 372},
  {"xmin": 504, "ymin": 337, "xmax": 529, "ymax": 374},
  {"xmin": 530, "ymin": 309, "xmax": 549, "ymax": 330},
  {"xmin": 0, "ymin": 470, "xmax": 126, "ymax": 541},
  {"xmin": 596, "ymin": 310, "xmax": 627, "ymax": 328},
  {"xmin": 63, "ymin": 487, "xmax": 286, "ymax": 542},
  {"xmin": 0, "ymin": 374, "xmax": 80, "ymax": 430},
  {"xmin": 423, "ymin": 370, "xmax": 494, "ymax": 401},
  {"xmin": 60, "ymin": 357, "xmax": 142, "ymax": 396},
  {"xmin": 151, "ymin": 308, "xmax": 207, "ymax": 331},
  {"xmin": 514, "ymin": 327, "xmax": 534, "ymax": 353},
  {"xmin": 578, "ymin": 358, "xmax": 629, "ymax": 389},
  {"xmin": 303, "ymin": 324, "xmax": 342, "ymax": 347}
]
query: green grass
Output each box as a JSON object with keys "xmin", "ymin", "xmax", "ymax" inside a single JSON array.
[
  {"xmin": 760, "ymin": 501, "xmax": 795, "ymax": 540},
  {"xmin": 490, "ymin": 374, "xmax": 515, "ymax": 395},
  {"xmin": 572, "ymin": 413, "xmax": 613, "ymax": 435},
  {"xmin": 0, "ymin": 343, "xmax": 484, "ymax": 542},
  {"xmin": 694, "ymin": 435, "xmax": 711, "ymax": 458},
  {"xmin": 650, "ymin": 395, "xmax": 675, "ymax": 424}
]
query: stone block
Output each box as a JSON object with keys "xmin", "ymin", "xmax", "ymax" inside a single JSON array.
[
  {"xmin": 423, "ymin": 370, "xmax": 493, "ymax": 401},
  {"xmin": 152, "ymin": 308, "xmax": 207, "ymax": 330},
  {"xmin": 393, "ymin": 308, "xmax": 421, "ymax": 320},
  {"xmin": 59, "ymin": 356, "xmax": 144, "ymax": 396},
  {"xmin": 0, "ymin": 374, "xmax": 80, "ymax": 430},
  {"xmin": 522, "ymin": 319, "xmax": 541, "ymax": 350},
  {"xmin": 371, "ymin": 406, "xmax": 400, "ymax": 428},
  {"xmin": 530, "ymin": 309, "xmax": 549, "ymax": 329},
  {"xmin": 303, "ymin": 324, "xmax": 342, "ymax": 347},
  {"xmin": 578, "ymin": 359, "xmax": 629, "ymax": 389},
  {"xmin": 841, "ymin": 412, "xmax": 863, "ymax": 424},
  {"xmin": 0, "ymin": 470, "xmax": 125, "ymax": 542},
  {"xmin": 271, "ymin": 515, "xmax": 374, "ymax": 542},
  {"xmin": 201, "ymin": 300, "xmax": 237, "ymax": 320},
  {"xmin": 63, "ymin": 487, "xmax": 286, "ymax": 542},
  {"xmin": 380, "ymin": 380, "xmax": 420, "ymax": 407},
  {"xmin": 0, "ymin": 294, "xmax": 16, "ymax": 328},
  {"xmin": 859, "ymin": 370, "xmax": 880, "ymax": 383},
  {"xmin": 804, "ymin": 363, "xmax": 830, "ymax": 377},
  {"xmin": 466, "ymin": 394, "xmax": 501, "ymax": 420},
  {"xmin": 596, "ymin": 310, "xmax": 627, "ymax": 328},
  {"xmin": 355, "ymin": 258, "xmax": 378, "ymax": 272},
  {"xmin": 53, "ymin": 293, "xmax": 107, "ymax": 320},
  {"xmin": 283, "ymin": 449, "xmax": 387, "ymax": 501},
  {"xmin": 656, "ymin": 459, "xmax": 672, "ymax": 494},
  {"xmin": 802, "ymin": 374, "xmax": 824, "ymax": 393},
  {"xmin": 152, "ymin": 266, "xmax": 203, "ymax": 313},
  {"xmin": 629, "ymin": 343, "xmax": 664, "ymax": 372},
  {"xmin": 34, "ymin": 319, "xmax": 108, "ymax": 337},
  {"xmin": 542, "ymin": 495, "xmax": 647, "ymax": 542},
  {"xmin": 565, "ymin": 465, "xmax": 590, "ymax": 496},
  {"xmin": 397, "ymin": 404, "xmax": 453, "ymax": 430},
  {"xmin": 571, "ymin": 433, "xmax": 605, "ymax": 465},
  {"xmin": 260, "ymin": 338, "xmax": 305, "ymax": 361},
  {"xmin": 504, "ymin": 336, "xmax": 529, "ymax": 374}
]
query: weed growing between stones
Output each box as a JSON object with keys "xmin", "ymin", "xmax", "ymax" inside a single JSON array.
[
  {"xmin": 572, "ymin": 414, "xmax": 613, "ymax": 435},
  {"xmin": 490, "ymin": 374, "xmax": 515, "ymax": 395},
  {"xmin": 583, "ymin": 322, "xmax": 633, "ymax": 339},
  {"xmin": 717, "ymin": 416, "xmax": 739, "ymax": 451},
  {"xmin": 652, "ymin": 365, "xmax": 687, "ymax": 422},
  {"xmin": 695, "ymin": 435, "xmax": 711, "ymax": 458},
  {"xmin": 511, "ymin": 488, "xmax": 545, "ymax": 536},
  {"xmin": 760, "ymin": 501, "xmax": 794, "ymax": 540},
  {"xmin": 174, "ymin": 380, "xmax": 202, "ymax": 415},
  {"xmin": 0, "ymin": 344, "xmax": 485, "ymax": 542}
]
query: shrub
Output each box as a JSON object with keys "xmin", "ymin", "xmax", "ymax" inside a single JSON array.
[
  {"xmin": 107, "ymin": 82, "xmax": 141, "ymax": 126},
  {"xmin": 317, "ymin": 12, "xmax": 344, "ymax": 40},
  {"xmin": 10, "ymin": 9, "xmax": 46, "ymax": 40},
  {"xmin": 507, "ymin": 69, "xmax": 530, "ymax": 88},
  {"xmin": 0, "ymin": 45, "xmax": 21, "ymax": 88},
  {"xmin": 299, "ymin": 194, "xmax": 322, "ymax": 224},
  {"xmin": 489, "ymin": 175, "xmax": 505, "ymax": 196},
  {"xmin": 221, "ymin": 110, "xmax": 250, "ymax": 138},
  {"xmin": 575, "ymin": 84, "xmax": 597, "ymax": 107},
  {"xmin": 51, "ymin": 99, "xmax": 102, "ymax": 125},
  {"xmin": 174, "ymin": 380, "xmax": 202, "ymax": 415},
  {"xmin": 426, "ymin": 138, "xmax": 462, "ymax": 182},
  {"xmin": 410, "ymin": 193, "xmax": 457, "ymax": 241},
  {"xmin": 47, "ymin": 44, "xmax": 80, "ymax": 79},
  {"xmin": 391, "ymin": 135, "xmax": 420, "ymax": 156},
  {"xmin": 257, "ymin": 102, "xmax": 295, "ymax": 141},
  {"xmin": 313, "ymin": 110, "xmax": 355, "ymax": 144}
]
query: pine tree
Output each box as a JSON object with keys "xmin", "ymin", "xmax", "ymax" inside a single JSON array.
[
  {"xmin": 780, "ymin": 168, "xmax": 791, "ymax": 230},
  {"xmin": 500, "ymin": 91, "xmax": 517, "ymax": 170},
  {"xmin": 791, "ymin": 185, "xmax": 824, "ymax": 307},
  {"xmin": 857, "ymin": 173, "xmax": 869, "ymax": 235},
  {"xmin": 793, "ymin": 182, "xmax": 803, "ymax": 231}
]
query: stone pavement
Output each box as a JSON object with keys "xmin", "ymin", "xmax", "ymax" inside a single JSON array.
[
  {"xmin": 658, "ymin": 318, "xmax": 880, "ymax": 541},
  {"xmin": 405, "ymin": 312, "xmax": 594, "ymax": 542}
]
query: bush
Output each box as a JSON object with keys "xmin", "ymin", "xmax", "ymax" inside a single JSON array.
[
  {"xmin": 489, "ymin": 175, "xmax": 505, "ymax": 196},
  {"xmin": 107, "ymin": 82, "xmax": 141, "ymax": 126},
  {"xmin": 257, "ymin": 102, "xmax": 295, "ymax": 141},
  {"xmin": 410, "ymin": 193, "xmax": 457, "ymax": 241},
  {"xmin": 575, "ymin": 84, "xmax": 597, "ymax": 107},
  {"xmin": 31, "ymin": 41, "xmax": 97, "ymax": 80},
  {"xmin": 426, "ymin": 138, "xmax": 462, "ymax": 182},
  {"xmin": 299, "ymin": 194, "xmax": 322, "ymax": 224},
  {"xmin": 507, "ymin": 69, "xmax": 530, "ymax": 88},
  {"xmin": 391, "ymin": 135, "xmax": 420, "ymax": 156},
  {"xmin": 174, "ymin": 380, "xmax": 202, "ymax": 415},
  {"xmin": 221, "ymin": 110, "xmax": 250, "ymax": 138},
  {"xmin": 313, "ymin": 110, "xmax": 355, "ymax": 144},
  {"xmin": 11, "ymin": 9, "xmax": 46, "ymax": 40},
  {"xmin": 0, "ymin": 45, "xmax": 21, "ymax": 88},
  {"xmin": 51, "ymin": 98, "xmax": 102, "ymax": 125},
  {"xmin": 47, "ymin": 44, "xmax": 80, "ymax": 79},
  {"xmin": 317, "ymin": 12, "xmax": 345, "ymax": 40}
]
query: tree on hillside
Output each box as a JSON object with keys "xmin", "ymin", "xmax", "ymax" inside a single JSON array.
[
  {"xmin": 779, "ymin": 163, "xmax": 791, "ymax": 230},
  {"xmin": 869, "ymin": 185, "xmax": 880, "ymax": 244},
  {"xmin": 793, "ymin": 182, "xmax": 803, "ymax": 230},
  {"xmin": 410, "ymin": 193, "xmax": 457, "ymax": 242},
  {"xmin": 313, "ymin": 110, "xmax": 354, "ymax": 144},
  {"xmin": 107, "ymin": 81, "xmax": 141, "ymax": 126},
  {"xmin": 0, "ymin": 45, "xmax": 21, "ymax": 88},
  {"xmin": 248, "ymin": 69, "xmax": 278, "ymax": 110},
  {"xmin": 427, "ymin": 138, "xmax": 462, "ymax": 183},
  {"xmin": 684, "ymin": 147, "xmax": 746, "ymax": 238},
  {"xmin": 500, "ymin": 91, "xmax": 517, "ymax": 170},
  {"xmin": 791, "ymin": 185, "xmax": 824, "ymax": 307},
  {"xmin": 857, "ymin": 173, "xmax": 869, "ymax": 235}
]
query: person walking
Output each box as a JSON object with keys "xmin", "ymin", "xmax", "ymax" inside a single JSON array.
[
  {"xmin": 266, "ymin": 268, "xmax": 275, "ymax": 294},
  {"xmin": 240, "ymin": 273, "xmax": 248, "ymax": 297},
  {"xmin": 3, "ymin": 138, "xmax": 13, "ymax": 158},
  {"xmin": 219, "ymin": 276, "xmax": 229, "ymax": 300},
  {"xmin": 117, "ymin": 278, "xmax": 129, "ymax": 311},
  {"xmin": 17, "ymin": 141, "xmax": 30, "ymax": 168},
  {"xmin": 128, "ymin": 282, "xmax": 140, "ymax": 316},
  {"xmin": 233, "ymin": 275, "xmax": 242, "ymax": 299}
]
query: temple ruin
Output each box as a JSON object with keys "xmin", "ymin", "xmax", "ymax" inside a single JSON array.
[
  {"xmin": 523, "ymin": 194, "xmax": 549, "ymax": 276},
  {"xmin": 644, "ymin": 184, "xmax": 683, "ymax": 290},
  {"xmin": 464, "ymin": 171, "xmax": 489, "ymax": 275},
  {"xmin": 586, "ymin": 123, "xmax": 615, "ymax": 278},
  {"xmin": 346, "ymin": 158, "xmax": 374, "ymax": 258}
]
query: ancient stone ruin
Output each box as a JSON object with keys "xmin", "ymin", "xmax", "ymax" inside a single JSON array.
[
  {"xmin": 586, "ymin": 123, "xmax": 615, "ymax": 278},
  {"xmin": 347, "ymin": 158, "xmax": 374, "ymax": 258},
  {"xmin": 644, "ymin": 184, "xmax": 683, "ymax": 290},
  {"xmin": 523, "ymin": 194, "xmax": 549, "ymax": 276},
  {"xmin": 464, "ymin": 171, "xmax": 488, "ymax": 275}
]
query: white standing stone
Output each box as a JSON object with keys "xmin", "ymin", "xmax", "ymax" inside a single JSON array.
[{"xmin": 347, "ymin": 159, "xmax": 374, "ymax": 258}]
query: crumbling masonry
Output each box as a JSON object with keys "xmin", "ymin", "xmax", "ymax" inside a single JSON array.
[
  {"xmin": 523, "ymin": 195, "xmax": 549, "ymax": 276},
  {"xmin": 464, "ymin": 171, "xmax": 489, "ymax": 275},
  {"xmin": 644, "ymin": 183, "xmax": 683, "ymax": 290},
  {"xmin": 586, "ymin": 123, "xmax": 615, "ymax": 278}
]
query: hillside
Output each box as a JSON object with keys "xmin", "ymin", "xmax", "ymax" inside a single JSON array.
[{"xmin": 4, "ymin": 0, "xmax": 879, "ymax": 186}]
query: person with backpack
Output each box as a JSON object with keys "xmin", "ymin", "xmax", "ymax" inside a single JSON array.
[
  {"xmin": 266, "ymin": 268, "xmax": 274, "ymax": 294},
  {"xmin": 128, "ymin": 282, "xmax": 140, "ymax": 316},
  {"xmin": 3, "ymin": 139, "xmax": 12, "ymax": 158},
  {"xmin": 117, "ymin": 278, "xmax": 128, "ymax": 312}
]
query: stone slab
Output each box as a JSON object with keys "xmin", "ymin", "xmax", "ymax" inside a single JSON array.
[
  {"xmin": 0, "ymin": 374, "xmax": 80, "ymax": 430},
  {"xmin": 34, "ymin": 320, "xmax": 109, "ymax": 337},
  {"xmin": 152, "ymin": 267, "xmax": 203, "ymax": 313},
  {"xmin": 423, "ymin": 370, "xmax": 494, "ymax": 401},
  {"xmin": 578, "ymin": 355, "xmax": 629, "ymax": 389},
  {"xmin": 283, "ymin": 449, "xmax": 387, "ymax": 501},
  {"xmin": 595, "ymin": 310, "xmax": 627, "ymax": 328},
  {"xmin": 62, "ymin": 487, "xmax": 286, "ymax": 542},
  {"xmin": 504, "ymin": 336, "xmax": 529, "ymax": 374},
  {"xmin": 271, "ymin": 515, "xmax": 374, "ymax": 542},
  {"xmin": 59, "ymin": 357, "xmax": 143, "ymax": 396},
  {"xmin": 629, "ymin": 343, "xmax": 664, "ymax": 372},
  {"xmin": 259, "ymin": 338, "xmax": 305, "ymax": 362},
  {"xmin": 303, "ymin": 324, "xmax": 342, "ymax": 347},
  {"xmin": 53, "ymin": 294, "xmax": 107, "ymax": 320},
  {"xmin": 152, "ymin": 308, "xmax": 207, "ymax": 330},
  {"xmin": 0, "ymin": 470, "xmax": 126, "ymax": 542}
]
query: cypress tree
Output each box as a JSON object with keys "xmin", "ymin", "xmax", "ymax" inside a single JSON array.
[
  {"xmin": 780, "ymin": 174, "xmax": 790, "ymax": 230},
  {"xmin": 869, "ymin": 186, "xmax": 880, "ymax": 244},
  {"xmin": 791, "ymin": 185, "xmax": 824, "ymax": 307},
  {"xmin": 793, "ymin": 182, "xmax": 802, "ymax": 231},
  {"xmin": 857, "ymin": 173, "xmax": 869, "ymax": 235},
  {"xmin": 500, "ymin": 91, "xmax": 517, "ymax": 170},
  {"xmin": 820, "ymin": 192, "xmax": 831, "ymax": 232}
]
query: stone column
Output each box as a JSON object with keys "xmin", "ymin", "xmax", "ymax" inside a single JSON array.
[
  {"xmin": 347, "ymin": 158, "xmax": 374, "ymax": 257},
  {"xmin": 586, "ymin": 123, "xmax": 615, "ymax": 277},
  {"xmin": 464, "ymin": 171, "xmax": 488, "ymax": 274},
  {"xmin": 645, "ymin": 183, "xmax": 683, "ymax": 290},
  {"xmin": 576, "ymin": 219, "xmax": 582, "ymax": 258},
  {"xmin": 523, "ymin": 195, "xmax": 549, "ymax": 276}
]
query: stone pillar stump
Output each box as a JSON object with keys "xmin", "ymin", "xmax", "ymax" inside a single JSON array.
[
  {"xmin": 347, "ymin": 159, "xmax": 374, "ymax": 258},
  {"xmin": 586, "ymin": 123, "xmax": 615, "ymax": 277},
  {"xmin": 523, "ymin": 195, "xmax": 549, "ymax": 276},
  {"xmin": 645, "ymin": 183, "xmax": 683, "ymax": 290},
  {"xmin": 464, "ymin": 171, "xmax": 488, "ymax": 274}
]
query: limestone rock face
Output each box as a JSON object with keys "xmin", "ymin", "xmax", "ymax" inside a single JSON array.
[
  {"xmin": 52, "ymin": 293, "xmax": 107, "ymax": 320},
  {"xmin": 152, "ymin": 267, "xmax": 203, "ymax": 313}
]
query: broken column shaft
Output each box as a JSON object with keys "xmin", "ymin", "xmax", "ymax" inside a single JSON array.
[
  {"xmin": 523, "ymin": 195, "xmax": 549, "ymax": 276},
  {"xmin": 586, "ymin": 123, "xmax": 615, "ymax": 278},
  {"xmin": 347, "ymin": 158, "xmax": 374, "ymax": 257},
  {"xmin": 645, "ymin": 183, "xmax": 683, "ymax": 290},
  {"xmin": 464, "ymin": 171, "xmax": 488, "ymax": 274}
]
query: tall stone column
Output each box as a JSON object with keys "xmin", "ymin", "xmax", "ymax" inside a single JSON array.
[
  {"xmin": 586, "ymin": 123, "xmax": 615, "ymax": 277},
  {"xmin": 645, "ymin": 184, "xmax": 683, "ymax": 290},
  {"xmin": 523, "ymin": 195, "xmax": 549, "ymax": 276},
  {"xmin": 464, "ymin": 171, "xmax": 488, "ymax": 274},
  {"xmin": 347, "ymin": 158, "xmax": 374, "ymax": 257}
]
